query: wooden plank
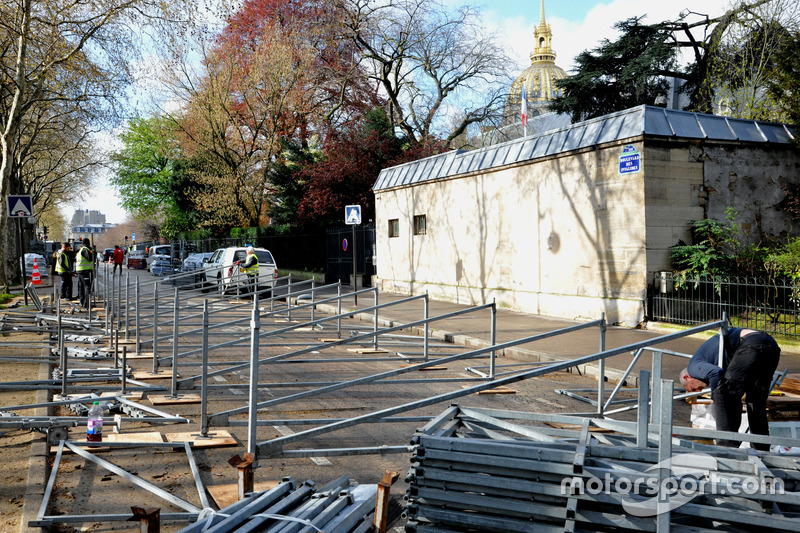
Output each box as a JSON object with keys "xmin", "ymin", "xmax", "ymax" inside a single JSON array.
[
  {"xmin": 318, "ymin": 338, "xmax": 342, "ymax": 343},
  {"xmin": 164, "ymin": 430, "xmax": 238, "ymax": 448},
  {"xmin": 53, "ymin": 431, "xmax": 165, "ymax": 453},
  {"xmin": 347, "ymin": 348, "xmax": 389, "ymax": 354},
  {"xmin": 147, "ymin": 394, "xmax": 202, "ymax": 405},
  {"xmin": 208, "ymin": 480, "xmax": 281, "ymax": 509},
  {"xmin": 543, "ymin": 422, "xmax": 614, "ymax": 433}
]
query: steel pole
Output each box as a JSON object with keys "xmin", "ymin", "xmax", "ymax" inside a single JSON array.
[
  {"xmin": 170, "ymin": 288, "xmax": 180, "ymax": 397},
  {"xmin": 200, "ymin": 300, "xmax": 210, "ymax": 437},
  {"xmin": 247, "ymin": 295, "xmax": 260, "ymax": 461},
  {"xmin": 597, "ymin": 313, "xmax": 606, "ymax": 415},
  {"xmin": 152, "ymin": 282, "xmax": 159, "ymax": 373}
]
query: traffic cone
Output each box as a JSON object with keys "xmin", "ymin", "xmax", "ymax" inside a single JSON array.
[{"xmin": 31, "ymin": 258, "xmax": 41, "ymax": 285}]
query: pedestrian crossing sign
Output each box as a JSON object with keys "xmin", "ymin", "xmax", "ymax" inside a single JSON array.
[
  {"xmin": 345, "ymin": 205, "xmax": 361, "ymax": 225},
  {"xmin": 6, "ymin": 195, "xmax": 34, "ymax": 217}
]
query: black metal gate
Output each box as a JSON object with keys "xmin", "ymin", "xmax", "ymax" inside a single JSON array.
[{"xmin": 325, "ymin": 224, "xmax": 375, "ymax": 286}]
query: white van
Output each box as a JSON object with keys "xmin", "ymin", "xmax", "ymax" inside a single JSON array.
[{"xmin": 202, "ymin": 246, "xmax": 278, "ymax": 295}]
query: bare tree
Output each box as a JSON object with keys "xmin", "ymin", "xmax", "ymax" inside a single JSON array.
[
  {"xmin": 0, "ymin": 0, "xmax": 197, "ymax": 286},
  {"xmin": 340, "ymin": 0, "xmax": 512, "ymax": 148}
]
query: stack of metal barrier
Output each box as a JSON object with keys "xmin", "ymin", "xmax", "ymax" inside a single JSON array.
[
  {"xmin": 403, "ymin": 405, "xmax": 800, "ymax": 532},
  {"xmin": 179, "ymin": 476, "xmax": 377, "ymax": 533}
]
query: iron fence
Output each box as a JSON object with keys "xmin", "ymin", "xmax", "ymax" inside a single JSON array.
[{"xmin": 648, "ymin": 271, "xmax": 800, "ymax": 338}]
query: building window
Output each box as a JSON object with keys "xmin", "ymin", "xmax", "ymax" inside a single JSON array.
[
  {"xmin": 413, "ymin": 214, "xmax": 426, "ymax": 236},
  {"xmin": 388, "ymin": 219, "xmax": 399, "ymax": 238}
]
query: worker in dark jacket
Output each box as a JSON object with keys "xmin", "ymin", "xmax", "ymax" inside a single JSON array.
[{"xmin": 680, "ymin": 328, "xmax": 780, "ymax": 450}]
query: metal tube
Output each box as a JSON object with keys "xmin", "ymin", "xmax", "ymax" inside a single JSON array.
[
  {"xmin": 656, "ymin": 379, "xmax": 673, "ymax": 531},
  {"xmin": 489, "ymin": 301, "xmax": 496, "ymax": 379},
  {"xmin": 287, "ymin": 273, "xmax": 292, "ymax": 322},
  {"xmin": 423, "ymin": 294, "xmax": 429, "ymax": 362},
  {"xmin": 373, "ymin": 286, "xmax": 379, "ymax": 350},
  {"xmin": 152, "ymin": 282, "xmax": 159, "ymax": 373},
  {"xmin": 247, "ymin": 295, "xmax": 260, "ymax": 461},
  {"xmin": 121, "ymin": 346, "xmax": 128, "ymax": 395},
  {"xmin": 311, "ymin": 278, "xmax": 316, "ymax": 324},
  {"xmin": 171, "ymin": 288, "xmax": 179, "ymax": 397},
  {"xmin": 135, "ymin": 278, "xmax": 141, "ymax": 354},
  {"xmin": 597, "ymin": 313, "xmax": 606, "ymax": 415},
  {"xmin": 337, "ymin": 284, "xmax": 342, "ymax": 338},
  {"xmin": 201, "ymin": 300, "xmax": 209, "ymax": 437},
  {"xmin": 636, "ymin": 369, "xmax": 649, "ymax": 447},
  {"xmin": 125, "ymin": 271, "xmax": 130, "ymax": 341},
  {"xmin": 650, "ymin": 350, "xmax": 663, "ymax": 424},
  {"xmin": 60, "ymin": 344, "xmax": 68, "ymax": 397}
]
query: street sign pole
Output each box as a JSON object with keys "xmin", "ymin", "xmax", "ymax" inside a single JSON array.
[
  {"xmin": 17, "ymin": 217, "xmax": 28, "ymax": 306},
  {"xmin": 345, "ymin": 205, "xmax": 362, "ymax": 305},
  {"xmin": 352, "ymin": 224, "xmax": 357, "ymax": 305}
]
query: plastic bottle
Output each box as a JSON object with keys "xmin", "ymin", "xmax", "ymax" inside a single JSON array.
[{"xmin": 87, "ymin": 401, "xmax": 103, "ymax": 442}]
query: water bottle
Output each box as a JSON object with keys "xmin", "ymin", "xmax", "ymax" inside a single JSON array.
[{"xmin": 87, "ymin": 401, "xmax": 103, "ymax": 442}]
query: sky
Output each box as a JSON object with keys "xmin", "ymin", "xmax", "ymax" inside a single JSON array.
[{"xmin": 65, "ymin": 0, "xmax": 735, "ymax": 226}]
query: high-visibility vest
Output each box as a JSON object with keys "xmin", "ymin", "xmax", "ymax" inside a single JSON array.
[
  {"xmin": 55, "ymin": 251, "xmax": 70, "ymax": 274},
  {"xmin": 76, "ymin": 246, "xmax": 93, "ymax": 272},
  {"xmin": 241, "ymin": 254, "xmax": 259, "ymax": 275}
]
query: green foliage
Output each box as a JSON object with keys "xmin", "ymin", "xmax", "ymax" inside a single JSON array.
[
  {"xmin": 768, "ymin": 30, "xmax": 800, "ymax": 143},
  {"xmin": 766, "ymin": 237, "xmax": 800, "ymax": 280},
  {"xmin": 670, "ymin": 217, "xmax": 737, "ymax": 277},
  {"xmin": 551, "ymin": 17, "xmax": 676, "ymax": 121},
  {"xmin": 671, "ymin": 208, "xmax": 782, "ymax": 283}
]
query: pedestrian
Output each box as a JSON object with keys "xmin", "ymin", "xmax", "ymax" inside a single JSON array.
[
  {"xmin": 238, "ymin": 246, "xmax": 259, "ymax": 297},
  {"xmin": 680, "ymin": 327, "xmax": 781, "ymax": 451},
  {"xmin": 55, "ymin": 242, "xmax": 74, "ymax": 301},
  {"xmin": 112, "ymin": 245, "xmax": 124, "ymax": 274},
  {"xmin": 75, "ymin": 238, "xmax": 94, "ymax": 309}
]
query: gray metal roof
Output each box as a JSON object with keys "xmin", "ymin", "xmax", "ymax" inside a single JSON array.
[{"xmin": 373, "ymin": 105, "xmax": 797, "ymax": 191}]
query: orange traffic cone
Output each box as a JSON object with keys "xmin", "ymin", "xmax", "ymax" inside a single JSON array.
[{"xmin": 31, "ymin": 258, "xmax": 41, "ymax": 285}]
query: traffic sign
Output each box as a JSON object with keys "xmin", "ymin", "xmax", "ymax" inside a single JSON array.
[
  {"xmin": 345, "ymin": 205, "xmax": 361, "ymax": 225},
  {"xmin": 6, "ymin": 195, "xmax": 33, "ymax": 217},
  {"xmin": 131, "ymin": 232, "xmax": 136, "ymax": 241}
]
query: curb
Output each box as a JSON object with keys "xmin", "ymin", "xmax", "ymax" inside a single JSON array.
[
  {"xmin": 314, "ymin": 303, "xmax": 638, "ymax": 387},
  {"xmin": 20, "ymin": 349, "xmax": 52, "ymax": 533}
]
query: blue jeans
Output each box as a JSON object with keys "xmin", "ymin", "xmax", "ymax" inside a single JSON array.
[{"xmin": 712, "ymin": 333, "xmax": 780, "ymax": 450}]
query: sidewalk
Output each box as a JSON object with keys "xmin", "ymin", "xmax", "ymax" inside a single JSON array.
[{"xmin": 310, "ymin": 288, "xmax": 800, "ymax": 388}]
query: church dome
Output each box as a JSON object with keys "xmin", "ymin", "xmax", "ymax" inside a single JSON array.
[{"xmin": 504, "ymin": 0, "xmax": 568, "ymax": 124}]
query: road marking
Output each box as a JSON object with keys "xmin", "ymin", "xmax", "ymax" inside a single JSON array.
[{"xmin": 273, "ymin": 425, "xmax": 332, "ymax": 465}]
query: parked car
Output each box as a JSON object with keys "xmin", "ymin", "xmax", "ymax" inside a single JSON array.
[
  {"xmin": 146, "ymin": 244, "xmax": 173, "ymax": 267},
  {"xmin": 164, "ymin": 253, "xmax": 214, "ymax": 289},
  {"xmin": 150, "ymin": 256, "xmax": 182, "ymax": 276},
  {"xmin": 24, "ymin": 253, "xmax": 48, "ymax": 278},
  {"xmin": 102, "ymin": 248, "xmax": 115, "ymax": 262},
  {"xmin": 202, "ymin": 246, "xmax": 278, "ymax": 295}
]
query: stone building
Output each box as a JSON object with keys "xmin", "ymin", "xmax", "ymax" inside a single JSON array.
[{"xmin": 372, "ymin": 105, "xmax": 798, "ymax": 326}]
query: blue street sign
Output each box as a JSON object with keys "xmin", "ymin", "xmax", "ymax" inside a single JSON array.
[
  {"xmin": 619, "ymin": 144, "xmax": 641, "ymax": 174},
  {"xmin": 345, "ymin": 205, "xmax": 361, "ymax": 225},
  {"xmin": 6, "ymin": 195, "xmax": 34, "ymax": 217}
]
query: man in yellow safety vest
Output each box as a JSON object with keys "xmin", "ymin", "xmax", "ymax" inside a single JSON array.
[
  {"xmin": 55, "ymin": 242, "xmax": 74, "ymax": 301},
  {"xmin": 75, "ymin": 238, "xmax": 94, "ymax": 308},
  {"xmin": 239, "ymin": 246, "xmax": 259, "ymax": 298}
]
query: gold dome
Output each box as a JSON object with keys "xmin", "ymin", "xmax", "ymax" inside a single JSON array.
[{"xmin": 505, "ymin": 0, "xmax": 568, "ymax": 123}]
